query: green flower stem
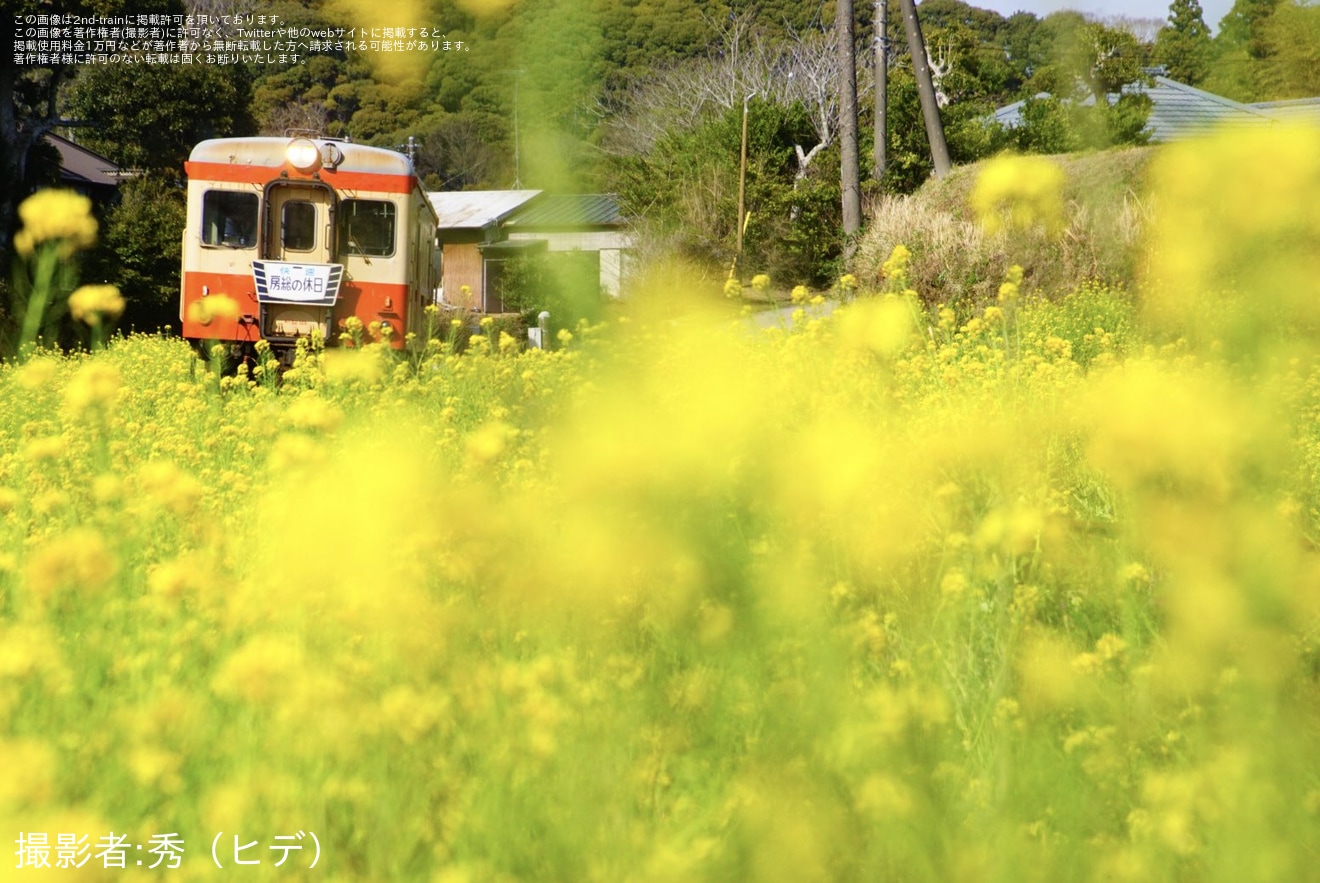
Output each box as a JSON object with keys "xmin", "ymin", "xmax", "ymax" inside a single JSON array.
[{"xmin": 19, "ymin": 244, "xmax": 61, "ymax": 355}]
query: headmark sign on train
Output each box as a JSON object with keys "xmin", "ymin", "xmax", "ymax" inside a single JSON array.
[{"xmin": 252, "ymin": 261, "xmax": 344, "ymax": 307}]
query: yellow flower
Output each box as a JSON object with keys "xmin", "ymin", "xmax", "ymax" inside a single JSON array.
[
  {"xmin": 68, "ymin": 284, "xmax": 125, "ymax": 326},
  {"xmin": 24, "ymin": 528, "xmax": 119, "ymax": 602},
  {"xmin": 15, "ymin": 357, "xmax": 58, "ymax": 391},
  {"xmin": 135, "ymin": 461, "xmax": 204, "ymax": 515},
  {"xmin": 283, "ymin": 393, "xmax": 343, "ymax": 433},
  {"xmin": 940, "ymin": 570, "xmax": 969, "ymax": 599},
  {"xmin": 881, "ymin": 245, "xmax": 911, "ymax": 288},
  {"xmin": 466, "ymin": 420, "xmax": 512, "ymax": 464},
  {"xmin": 970, "ymin": 155, "xmax": 1065, "ymax": 234},
  {"xmin": 997, "ymin": 265, "xmax": 1025, "ymax": 304},
  {"xmin": 64, "ymin": 363, "xmax": 122, "ymax": 418},
  {"xmin": 791, "ymin": 285, "xmax": 810, "ymax": 304},
  {"xmin": 187, "ymin": 294, "xmax": 241, "ymax": 326},
  {"xmin": 723, "ymin": 277, "xmax": 742, "ymax": 298},
  {"xmin": 751, "ymin": 273, "xmax": 771, "ymax": 292},
  {"xmin": 322, "ymin": 349, "xmax": 383, "ymax": 384},
  {"xmin": 13, "ymin": 189, "xmax": 97, "ymax": 257},
  {"xmin": 211, "ymin": 634, "xmax": 306, "ymax": 705},
  {"xmin": 838, "ymin": 297, "xmax": 914, "ymax": 357}
]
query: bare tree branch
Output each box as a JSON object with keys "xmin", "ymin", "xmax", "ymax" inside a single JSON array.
[{"xmin": 602, "ymin": 22, "xmax": 873, "ymax": 187}]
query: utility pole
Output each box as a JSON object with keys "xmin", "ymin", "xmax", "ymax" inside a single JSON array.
[
  {"xmin": 736, "ymin": 92, "xmax": 752, "ymax": 265},
  {"xmin": 502, "ymin": 69, "xmax": 526, "ymax": 188},
  {"xmin": 837, "ymin": 0, "xmax": 862, "ymax": 252},
  {"xmin": 873, "ymin": 0, "xmax": 888, "ymax": 183},
  {"xmin": 900, "ymin": 0, "xmax": 951, "ymax": 178}
]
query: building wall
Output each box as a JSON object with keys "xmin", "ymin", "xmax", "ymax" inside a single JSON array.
[
  {"xmin": 506, "ymin": 230, "xmax": 632, "ymax": 297},
  {"xmin": 599, "ymin": 248, "xmax": 624, "ymax": 298},
  {"xmin": 441, "ymin": 242, "xmax": 483, "ymax": 308}
]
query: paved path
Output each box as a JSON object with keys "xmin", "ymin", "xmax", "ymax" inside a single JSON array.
[{"xmin": 746, "ymin": 298, "xmax": 839, "ymax": 330}]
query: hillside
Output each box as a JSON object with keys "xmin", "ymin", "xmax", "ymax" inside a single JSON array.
[{"xmin": 853, "ymin": 147, "xmax": 1157, "ymax": 306}]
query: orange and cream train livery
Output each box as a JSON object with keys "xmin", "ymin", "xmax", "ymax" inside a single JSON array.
[{"xmin": 180, "ymin": 135, "xmax": 439, "ymax": 361}]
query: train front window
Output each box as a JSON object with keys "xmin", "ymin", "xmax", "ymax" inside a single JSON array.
[
  {"xmin": 338, "ymin": 200, "xmax": 395, "ymax": 257},
  {"xmin": 202, "ymin": 190, "xmax": 258, "ymax": 248},
  {"xmin": 282, "ymin": 200, "xmax": 316, "ymax": 251}
]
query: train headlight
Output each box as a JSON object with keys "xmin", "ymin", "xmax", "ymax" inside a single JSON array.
[{"xmin": 286, "ymin": 138, "xmax": 321, "ymax": 172}]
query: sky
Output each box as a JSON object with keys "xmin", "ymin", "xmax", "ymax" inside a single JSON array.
[{"xmin": 961, "ymin": 0, "xmax": 1235, "ymax": 34}]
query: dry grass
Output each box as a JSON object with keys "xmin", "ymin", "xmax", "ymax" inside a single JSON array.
[{"xmin": 855, "ymin": 147, "xmax": 1157, "ymax": 307}]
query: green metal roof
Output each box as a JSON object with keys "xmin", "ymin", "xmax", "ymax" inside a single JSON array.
[{"xmin": 503, "ymin": 194, "xmax": 625, "ymax": 229}]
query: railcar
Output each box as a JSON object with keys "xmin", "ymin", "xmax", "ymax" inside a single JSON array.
[{"xmin": 180, "ymin": 135, "xmax": 439, "ymax": 362}]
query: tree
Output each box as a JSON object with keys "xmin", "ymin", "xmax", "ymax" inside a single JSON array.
[
  {"xmin": 381, "ymin": 111, "xmax": 507, "ymax": 190},
  {"xmin": 66, "ymin": 62, "xmax": 255, "ymax": 177},
  {"xmin": 1, "ymin": 0, "xmax": 180, "ymax": 263},
  {"xmin": 1155, "ymin": 0, "xmax": 1214, "ymax": 85},
  {"xmin": 602, "ymin": 20, "xmax": 859, "ymax": 189},
  {"xmin": 1260, "ymin": 1, "xmax": 1320, "ymax": 99},
  {"xmin": 838, "ymin": 0, "xmax": 862, "ymax": 244},
  {"xmin": 1061, "ymin": 23, "xmax": 1148, "ymax": 104},
  {"xmin": 1204, "ymin": 0, "xmax": 1284, "ymax": 100},
  {"xmin": 55, "ymin": 60, "xmax": 252, "ymax": 329},
  {"xmin": 83, "ymin": 175, "xmax": 187, "ymax": 331},
  {"xmin": 606, "ymin": 90, "xmax": 843, "ymax": 285},
  {"xmin": 1217, "ymin": 0, "xmax": 1284, "ymax": 54}
]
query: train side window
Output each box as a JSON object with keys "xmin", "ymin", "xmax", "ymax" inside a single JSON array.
[
  {"xmin": 282, "ymin": 200, "xmax": 316, "ymax": 251},
  {"xmin": 338, "ymin": 199, "xmax": 395, "ymax": 257},
  {"xmin": 202, "ymin": 190, "xmax": 258, "ymax": 248}
]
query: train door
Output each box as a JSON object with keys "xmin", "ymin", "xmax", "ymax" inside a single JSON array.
[
  {"xmin": 265, "ymin": 183, "xmax": 334, "ymax": 264},
  {"xmin": 409, "ymin": 204, "xmax": 429, "ymax": 340},
  {"xmin": 259, "ymin": 182, "xmax": 340, "ymax": 342}
]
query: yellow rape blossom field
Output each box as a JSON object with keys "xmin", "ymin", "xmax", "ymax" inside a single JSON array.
[{"xmin": 4, "ymin": 127, "xmax": 1320, "ymax": 882}]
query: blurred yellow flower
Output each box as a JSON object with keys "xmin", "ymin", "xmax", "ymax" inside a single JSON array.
[
  {"xmin": 15, "ymin": 357, "xmax": 59, "ymax": 391},
  {"xmin": 1143, "ymin": 124, "xmax": 1320, "ymax": 354},
  {"xmin": 970, "ymin": 155, "xmax": 1065, "ymax": 234},
  {"xmin": 187, "ymin": 294, "xmax": 241, "ymax": 326},
  {"xmin": 998, "ymin": 264, "xmax": 1024, "ymax": 303},
  {"xmin": 838, "ymin": 297, "xmax": 914, "ymax": 357},
  {"xmin": 24, "ymin": 527, "xmax": 119, "ymax": 601},
  {"xmin": 881, "ymin": 244, "xmax": 911, "ymax": 288},
  {"xmin": 283, "ymin": 393, "xmax": 343, "ymax": 433},
  {"xmin": 68, "ymin": 284, "xmax": 125, "ymax": 326},
  {"xmin": 63, "ymin": 362, "xmax": 121, "ymax": 418},
  {"xmin": 0, "ymin": 739, "xmax": 56, "ymax": 806},
  {"xmin": 135, "ymin": 461, "xmax": 205, "ymax": 515},
  {"xmin": 13, "ymin": 189, "xmax": 97, "ymax": 257},
  {"xmin": 323, "ymin": 349, "xmax": 384, "ymax": 384},
  {"xmin": 211, "ymin": 634, "xmax": 306, "ymax": 704}
]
